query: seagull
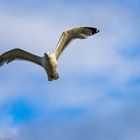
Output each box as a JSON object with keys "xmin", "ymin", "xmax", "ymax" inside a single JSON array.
[{"xmin": 0, "ymin": 27, "xmax": 99, "ymax": 81}]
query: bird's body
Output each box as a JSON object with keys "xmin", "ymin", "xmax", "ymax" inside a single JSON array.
[
  {"xmin": 0, "ymin": 26, "xmax": 99, "ymax": 81},
  {"xmin": 43, "ymin": 52, "xmax": 59, "ymax": 81}
]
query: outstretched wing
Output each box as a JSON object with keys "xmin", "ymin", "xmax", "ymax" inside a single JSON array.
[
  {"xmin": 54, "ymin": 27, "xmax": 99, "ymax": 60},
  {"xmin": 0, "ymin": 48, "xmax": 43, "ymax": 67}
]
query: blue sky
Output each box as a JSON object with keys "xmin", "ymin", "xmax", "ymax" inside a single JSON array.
[{"xmin": 0, "ymin": 0, "xmax": 140, "ymax": 140}]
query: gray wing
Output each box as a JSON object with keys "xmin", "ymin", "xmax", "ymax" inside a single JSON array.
[
  {"xmin": 0, "ymin": 48, "xmax": 43, "ymax": 67},
  {"xmin": 54, "ymin": 27, "xmax": 99, "ymax": 60}
]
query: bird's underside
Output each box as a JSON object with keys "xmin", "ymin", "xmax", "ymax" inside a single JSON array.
[{"xmin": 0, "ymin": 26, "xmax": 99, "ymax": 81}]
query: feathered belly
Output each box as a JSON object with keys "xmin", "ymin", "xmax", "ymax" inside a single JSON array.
[{"xmin": 45, "ymin": 58, "xmax": 59, "ymax": 81}]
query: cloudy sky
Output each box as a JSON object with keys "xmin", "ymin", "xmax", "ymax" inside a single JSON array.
[{"xmin": 0, "ymin": 0, "xmax": 140, "ymax": 140}]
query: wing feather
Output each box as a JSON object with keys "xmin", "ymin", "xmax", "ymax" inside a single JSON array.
[
  {"xmin": 54, "ymin": 27, "xmax": 99, "ymax": 60},
  {"xmin": 0, "ymin": 48, "xmax": 43, "ymax": 67}
]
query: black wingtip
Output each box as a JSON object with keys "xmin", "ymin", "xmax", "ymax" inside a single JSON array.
[
  {"xmin": 84, "ymin": 27, "xmax": 99, "ymax": 35},
  {"xmin": 0, "ymin": 56, "xmax": 4, "ymax": 66}
]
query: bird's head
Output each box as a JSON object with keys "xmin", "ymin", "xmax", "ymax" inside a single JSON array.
[{"xmin": 44, "ymin": 52, "xmax": 54, "ymax": 59}]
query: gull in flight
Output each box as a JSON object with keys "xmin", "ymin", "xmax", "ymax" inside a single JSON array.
[{"xmin": 0, "ymin": 27, "xmax": 99, "ymax": 81}]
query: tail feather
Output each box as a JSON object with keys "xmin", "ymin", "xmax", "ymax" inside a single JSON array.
[{"xmin": 48, "ymin": 72, "xmax": 59, "ymax": 81}]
